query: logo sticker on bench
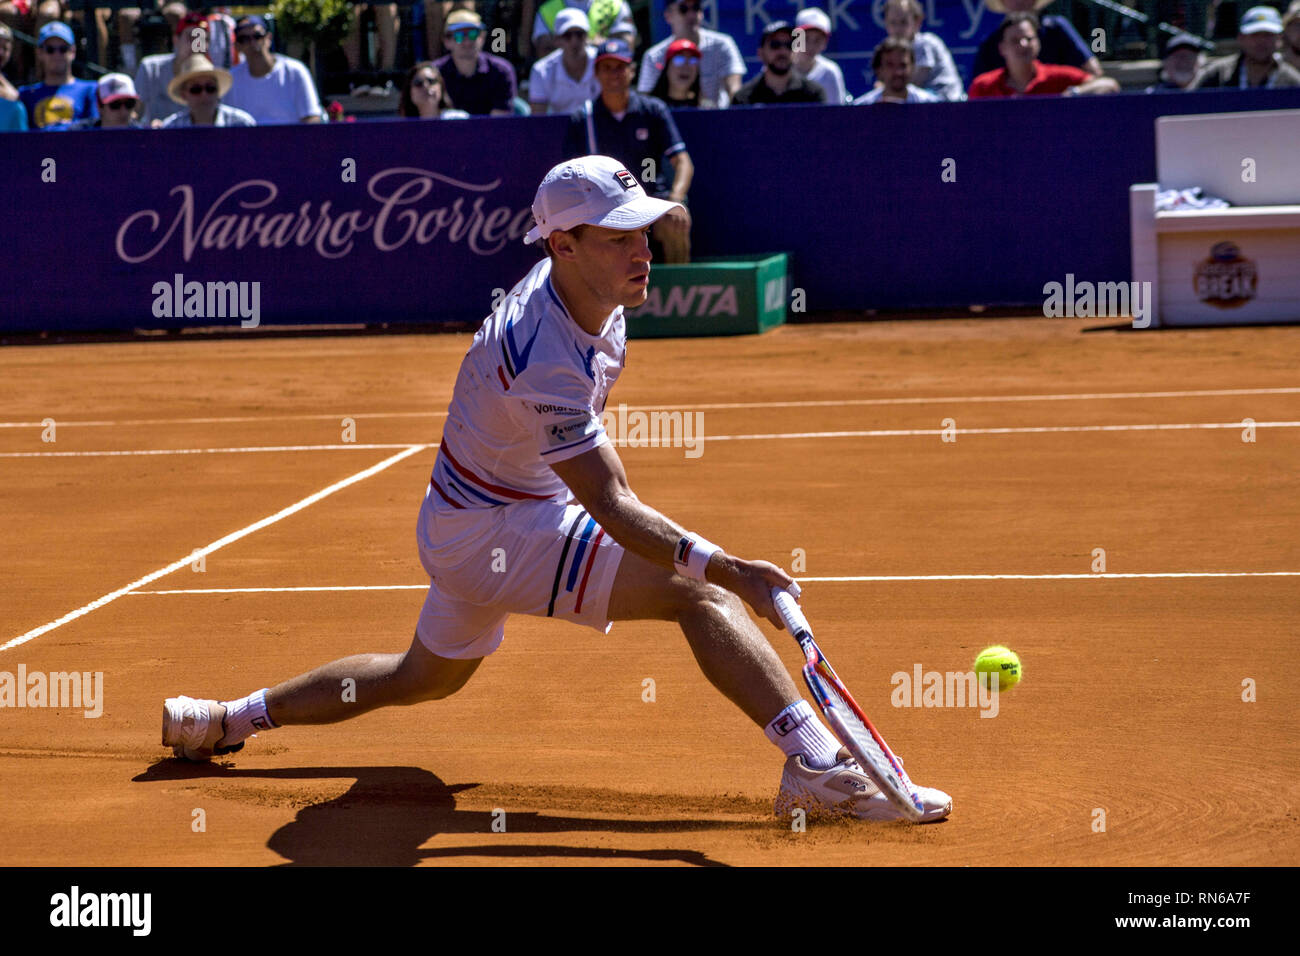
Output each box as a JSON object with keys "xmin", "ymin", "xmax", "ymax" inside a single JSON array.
[{"xmin": 1194, "ymin": 241, "xmax": 1258, "ymax": 309}]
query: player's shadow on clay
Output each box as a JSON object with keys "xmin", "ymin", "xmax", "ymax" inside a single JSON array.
[{"xmin": 135, "ymin": 762, "xmax": 758, "ymax": 866}]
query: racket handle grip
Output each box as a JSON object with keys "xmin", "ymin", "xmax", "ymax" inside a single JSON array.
[{"xmin": 770, "ymin": 586, "xmax": 812, "ymax": 639}]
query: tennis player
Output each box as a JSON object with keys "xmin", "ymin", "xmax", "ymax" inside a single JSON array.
[{"xmin": 162, "ymin": 155, "xmax": 951, "ymax": 823}]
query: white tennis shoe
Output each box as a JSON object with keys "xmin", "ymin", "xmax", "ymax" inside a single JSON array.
[
  {"xmin": 774, "ymin": 752, "xmax": 952, "ymax": 823},
  {"xmin": 162, "ymin": 696, "xmax": 242, "ymax": 760}
]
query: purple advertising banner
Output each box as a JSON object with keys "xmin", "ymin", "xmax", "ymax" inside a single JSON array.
[{"xmin": 2, "ymin": 115, "xmax": 565, "ymax": 332}]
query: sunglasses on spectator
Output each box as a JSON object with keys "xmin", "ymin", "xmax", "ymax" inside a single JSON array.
[
  {"xmin": 236, "ymin": 32, "xmax": 267, "ymax": 44},
  {"xmin": 105, "ymin": 99, "xmax": 138, "ymax": 110},
  {"xmin": 766, "ymin": 38, "xmax": 792, "ymax": 50},
  {"xmin": 669, "ymin": 54, "xmax": 699, "ymax": 67},
  {"xmin": 445, "ymin": 28, "xmax": 482, "ymax": 42},
  {"xmin": 187, "ymin": 83, "xmax": 219, "ymax": 94},
  {"xmin": 561, "ymin": 30, "xmax": 587, "ymax": 40},
  {"xmin": 676, "ymin": 2, "xmax": 701, "ymax": 12},
  {"xmin": 42, "ymin": 44, "xmax": 72, "ymax": 54},
  {"xmin": 411, "ymin": 76, "xmax": 441, "ymax": 88}
]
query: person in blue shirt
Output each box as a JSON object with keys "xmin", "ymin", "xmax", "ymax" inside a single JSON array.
[
  {"xmin": 0, "ymin": 96, "xmax": 27, "ymax": 131},
  {"xmin": 18, "ymin": 22, "xmax": 99, "ymax": 129},
  {"xmin": 563, "ymin": 39, "xmax": 694, "ymax": 263}
]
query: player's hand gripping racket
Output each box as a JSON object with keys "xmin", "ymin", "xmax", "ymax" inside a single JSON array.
[{"xmin": 771, "ymin": 585, "xmax": 926, "ymax": 822}]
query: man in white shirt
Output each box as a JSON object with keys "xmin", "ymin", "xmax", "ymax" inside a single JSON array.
[
  {"xmin": 855, "ymin": 38, "xmax": 939, "ymax": 104},
  {"xmin": 637, "ymin": 0, "xmax": 746, "ymax": 108},
  {"xmin": 222, "ymin": 15, "xmax": 322, "ymax": 124},
  {"xmin": 529, "ymin": 7, "xmax": 600, "ymax": 114},
  {"xmin": 882, "ymin": 0, "xmax": 965, "ymax": 101},
  {"xmin": 792, "ymin": 7, "xmax": 849, "ymax": 104},
  {"xmin": 160, "ymin": 154, "xmax": 953, "ymax": 827}
]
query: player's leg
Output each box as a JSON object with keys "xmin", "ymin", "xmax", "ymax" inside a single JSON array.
[
  {"xmin": 162, "ymin": 630, "xmax": 483, "ymax": 759},
  {"xmin": 264, "ymin": 629, "xmax": 481, "ymax": 725},
  {"xmin": 116, "ymin": 8, "xmax": 141, "ymax": 73},
  {"xmin": 342, "ymin": 4, "xmax": 366, "ymax": 73},
  {"xmin": 605, "ymin": 551, "xmax": 840, "ymax": 764},
  {"xmin": 606, "ymin": 549, "xmax": 798, "ymax": 728},
  {"xmin": 606, "ymin": 549, "xmax": 951, "ymax": 821},
  {"xmin": 374, "ymin": 3, "xmax": 398, "ymax": 71}
]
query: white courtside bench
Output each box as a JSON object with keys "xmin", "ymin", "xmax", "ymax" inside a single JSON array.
[{"xmin": 1129, "ymin": 109, "xmax": 1300, "ymax": 328}]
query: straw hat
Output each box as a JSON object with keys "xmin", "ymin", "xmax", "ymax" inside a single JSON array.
[{"xmin": 167, "ymin": 53, "xmax": 232, "ymax": 104}]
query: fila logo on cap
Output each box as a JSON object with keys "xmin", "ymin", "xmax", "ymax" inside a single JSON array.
[{"xmin": 614, "ymin": 169, "xmax": 637, "ymax": 191}]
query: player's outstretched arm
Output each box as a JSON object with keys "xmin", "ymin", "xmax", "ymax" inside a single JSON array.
[{"xmin": 549, "ymin": 441, "xmax": 795, "ymax": 626}]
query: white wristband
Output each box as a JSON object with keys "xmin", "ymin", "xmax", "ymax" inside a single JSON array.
[{"xmin": 673, "ymin": 533, "xmax": 721, "ymax": 581}]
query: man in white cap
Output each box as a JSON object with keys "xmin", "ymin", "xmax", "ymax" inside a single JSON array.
[
  {"xmin": 1190, "ymin": 5, "xmax": 1300, "ymax": 88},
  {"xmin": 792, "ymin": 7, "xmax": 849, "ymax": 104},
  {"xmin": 160, "ymin": 154, "xmax": 954, "ymax": 827},
  {"xmin": 529, "ymin": 6, "xmax": 600, "ymax": 114}
]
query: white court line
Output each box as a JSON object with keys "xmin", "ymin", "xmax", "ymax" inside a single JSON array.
[
  {"xmin": 0, "ymin": 444, "xmax": 431, "ymax": 654},
  {"xmin": 800, "ymin": 572, "xmax": 1300, "ymax": 581},
  {"xmin": 0, "ymin": 411, "xmax": 447, "ymax": 429},
  {"xmin": 3, "ymin": 386, "xmax": 1298, "ymax": 429},
  {"xmin": 134, "ymin": 585, "xmax": 428, "ymax": 594},
  {"xmin": 704, "ymin": 421, "xmax": 1300, "ymax": 441},
  {"xmin": 677, "ymin": 386, "xmax": 1300, "ymax": 411},
  {"xmin": 0, "ymin": 443, "xmax": 421, "ymax": 459},
  {"xmin": 6, "ymin": 421, "xmax": 1300, "ymax": 459},
  {"xmin": 127, "ymin": 570, "xmax": 1300, "ymax": 596}
]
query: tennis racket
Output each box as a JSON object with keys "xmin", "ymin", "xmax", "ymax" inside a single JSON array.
[{"xmin": 771, "ymin": 585, "xmax": 926, "ymax": 822}]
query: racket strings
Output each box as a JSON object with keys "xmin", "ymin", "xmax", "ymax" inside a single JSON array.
[{"xmin": 818, "ymin": 675, "xmax": 924, "ymax": 815}]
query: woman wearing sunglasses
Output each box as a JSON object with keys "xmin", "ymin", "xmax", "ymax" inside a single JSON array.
[
  {"xmin": 649, "ymin": 37, "xmax": 709, "ymax": 108},
  {"xmin": 159, "ymin": 53, "xmax": 256, "ymax": 127},
  {"xmin": 398, "ymin": 61, "xmax": 470, "ymax": 119}
]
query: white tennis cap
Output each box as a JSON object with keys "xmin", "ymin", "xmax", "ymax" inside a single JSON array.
[
  {"xmin": 795, "ymin": 7, "xmax": 832, "ymax": 35},
  {"xmin": 553, "ymin": 8, "xmax": 590, "ymax": 35},
  {"xmin": 98, "ymin": 72, "xmax": 138, "ymax": 103},
  {"xmin": 523, "ymin": 155, "xmax": 681, "ymax": 245}
]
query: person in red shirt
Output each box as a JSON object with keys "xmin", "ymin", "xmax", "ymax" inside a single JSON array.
[{"xmin": 969, "ymin": 13, "xmax": 1118, "ymax": 98}]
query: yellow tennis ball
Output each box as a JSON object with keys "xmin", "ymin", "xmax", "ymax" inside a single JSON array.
[{"xmin": 974, "ymin": 645, "xmax": 1022, "ymax": 691}]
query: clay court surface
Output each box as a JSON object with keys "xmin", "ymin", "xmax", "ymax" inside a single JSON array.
[{"xmin": 2, "ymin": 317, "xmax": 1297, "ymax": 867}]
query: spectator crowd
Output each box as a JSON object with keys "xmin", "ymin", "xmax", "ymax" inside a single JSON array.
[{"xmin": 2, "ymin": 0, "xmax": 1296, "ymax": 256}]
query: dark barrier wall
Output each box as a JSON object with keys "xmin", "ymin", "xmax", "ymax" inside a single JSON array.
[{"xmin": 1, "ymin": 88, "xmax": 1297, "ymax": 333}]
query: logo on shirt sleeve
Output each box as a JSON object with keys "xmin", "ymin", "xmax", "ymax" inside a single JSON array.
[
  {"xmin": 546, "ymin": 415, "xmax": 600, "ymax": 448},
  {"xmin": 614, "ymin": 169, "xmax": 638, "ymax": 190}
]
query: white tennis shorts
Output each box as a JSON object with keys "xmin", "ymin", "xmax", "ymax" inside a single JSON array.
[{"xmin": 414, "ymin": 487, "xmax": 625, "ymax": 659}]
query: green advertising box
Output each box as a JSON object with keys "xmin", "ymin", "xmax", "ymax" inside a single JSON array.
[{"xmin": 624, "ymin": 253, "xmax": 789, "ymax": 339}]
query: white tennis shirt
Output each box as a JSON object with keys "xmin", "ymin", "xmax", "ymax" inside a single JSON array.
[{"xmin": 429, "ymin": 256, "xmax": 625, "ymax": 513}]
